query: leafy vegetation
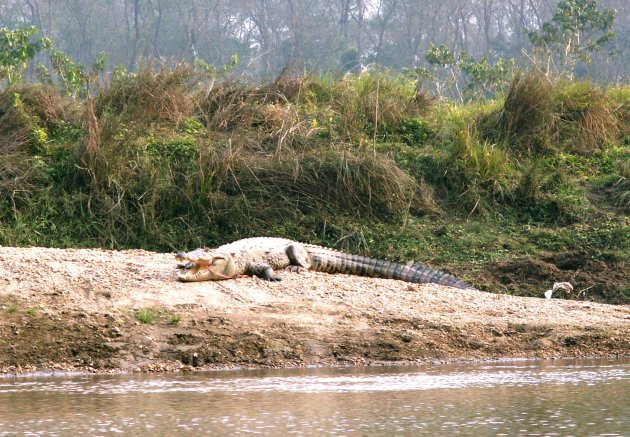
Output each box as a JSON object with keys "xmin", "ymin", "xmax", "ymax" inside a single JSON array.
[
  {"xmin": 0, "ymin": 26, "xmax": 52, "ymax": 85},
  {"xmin": 528, "ymin": 0, "xmax": 616, "ymax": 78},
  {"xmin": 0, "ymin": 10, "xmax": 628, "ymax": 304}
]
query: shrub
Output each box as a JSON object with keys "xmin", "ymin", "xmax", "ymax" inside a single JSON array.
[
  {"xmin": 0, "ymin": 84, "xmax": 79, "ymax": 220},
  {"xmin": 496, "ymin": 71, "xmax": 555, "ymax": 151},
  {"xmin": 0, "ymin": 84, "xmax": 73, "ymax": 154},
  {"xmin": 552, "ymin": 81, "xmax": 618, "ymax": 154},
  {"xmin": 495, "ymin": 72, "xmax": 619, "ymax": 154},
  {"xmin": 330, "ymin": 70, "xmax": 431, "ymax": 141},
  {"xmin": 95, "ymin": 65, "xmax": 195, "ymax": 126}
]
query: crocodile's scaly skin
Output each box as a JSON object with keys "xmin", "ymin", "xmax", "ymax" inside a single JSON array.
[{"xmin": 176, "ymin": 237, "xmax": 473, "ymax": 289}]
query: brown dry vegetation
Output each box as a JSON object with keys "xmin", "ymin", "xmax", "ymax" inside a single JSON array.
[{"xmin": 495, "ymin": 72, "xmax": 619, "ymax": 154}]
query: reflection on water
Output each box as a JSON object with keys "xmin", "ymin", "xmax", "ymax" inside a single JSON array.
[{"xmin": 1, "ymin": 358, "xmax": 628, "ymax": 435}]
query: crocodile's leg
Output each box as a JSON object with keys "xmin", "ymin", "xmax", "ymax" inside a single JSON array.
[
  {"xmin": 285, "ymin": 244, "xmax": 312, "ymax": 273},
  {"xmin": 245, "ymin": 262, "xmax": 282, "ymax": 281}
]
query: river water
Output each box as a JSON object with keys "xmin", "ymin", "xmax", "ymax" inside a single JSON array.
[{"xmin": 1, "ymin": 358, "xmax": 628, "ymax": 436}]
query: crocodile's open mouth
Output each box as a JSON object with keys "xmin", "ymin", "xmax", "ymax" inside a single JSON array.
[
  {"xmin": 177, "ymin": 262, "xmax": 230, "ymax": 282},
  {"xmin": 177, "ymin": 266, "xmax": 208, "ymax": 281}
]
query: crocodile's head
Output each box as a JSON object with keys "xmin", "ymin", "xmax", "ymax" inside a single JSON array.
[{"xmin": 175, "ymin": 248, "xmax": 237, "ymax": 282}]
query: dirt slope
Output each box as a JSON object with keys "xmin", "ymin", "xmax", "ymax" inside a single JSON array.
[{"xmin": 0, "ymin": 246, "xmax": 628, "ymax": 374}]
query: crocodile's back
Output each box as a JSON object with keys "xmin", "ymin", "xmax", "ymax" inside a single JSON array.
[
  {"xmin": 216, "ymin": 237, "xmax": 294, "ymax": 253},
  {"xmin": 211, "ymin": 237, "xmax": 472, "ymax": 289}
]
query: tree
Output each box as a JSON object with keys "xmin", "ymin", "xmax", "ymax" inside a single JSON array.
[
  {"xmin": 0, "ymin": 25, "xmax": 51, "ymax": 86},
  {"xmin": 413, "ymin": 43, "xmax": 513, "ymax": 101},
  {"xmin": 527, "ymin": 0, "xmax": 616, "ymax": 78}
]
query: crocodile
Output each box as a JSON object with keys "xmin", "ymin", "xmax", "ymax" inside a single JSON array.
[{"xmin": 176, "ymin": 237, "xmax": 472, "ymax": 289}]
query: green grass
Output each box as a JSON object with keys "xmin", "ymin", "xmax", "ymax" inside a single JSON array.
[
  {"xmin": 0, "ymin": 67, "xmax": 628, "ymax": 303},
  {"xmin": 135, "ymin": 308, "xmax": 159, "ymax": 325},
  {"xmin": 134, "ymin": 307, "xmax": 182, "ymax": 325}
]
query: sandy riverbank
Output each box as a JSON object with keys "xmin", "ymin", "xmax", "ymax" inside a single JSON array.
[{"xmin": 1, "ymin": 246, "xmax": 628, "ymax": 375}]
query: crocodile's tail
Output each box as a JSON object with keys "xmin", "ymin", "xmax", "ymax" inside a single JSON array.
[{"xmin": 307, "ymin": 249, "xmax": 472, "ymax": 290}]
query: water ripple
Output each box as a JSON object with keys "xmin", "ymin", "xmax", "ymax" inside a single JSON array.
[
  {"xmin": 1, "ymin": 362, "xmax": 628, "ymax": 395},
  {"xmin": 0, "ymin": 359, "xmax": 628, "ymax": 436}
]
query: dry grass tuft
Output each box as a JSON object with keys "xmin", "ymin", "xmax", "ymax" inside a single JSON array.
[
  {"xmin": 196, "ymin": 78, "xmax": 318, "ymax": 151},
  {"xmin": 497, "ymin": 71, "xmax": 554, "ymax": 150},
  {"xmin": 224, "ymin": 146, "xmax": 418, "ymax": 220},
  {"xmin": 552, "ymin": 82, "xmax": 619, "ymax": 154},
  {"xmin": 95, "ymin": 65, "xmax": 195, "ymax": 126},
  {"xmin": 83, "ymin": 95, "xmax": 100, "ymax": 158},
  {"xmin": 332, "ymin": 71, "xmax": 430, "ymax": 140},
  {"xmin": 497, "ymin": 72, "xmax": 619, "ymax": 154}
]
